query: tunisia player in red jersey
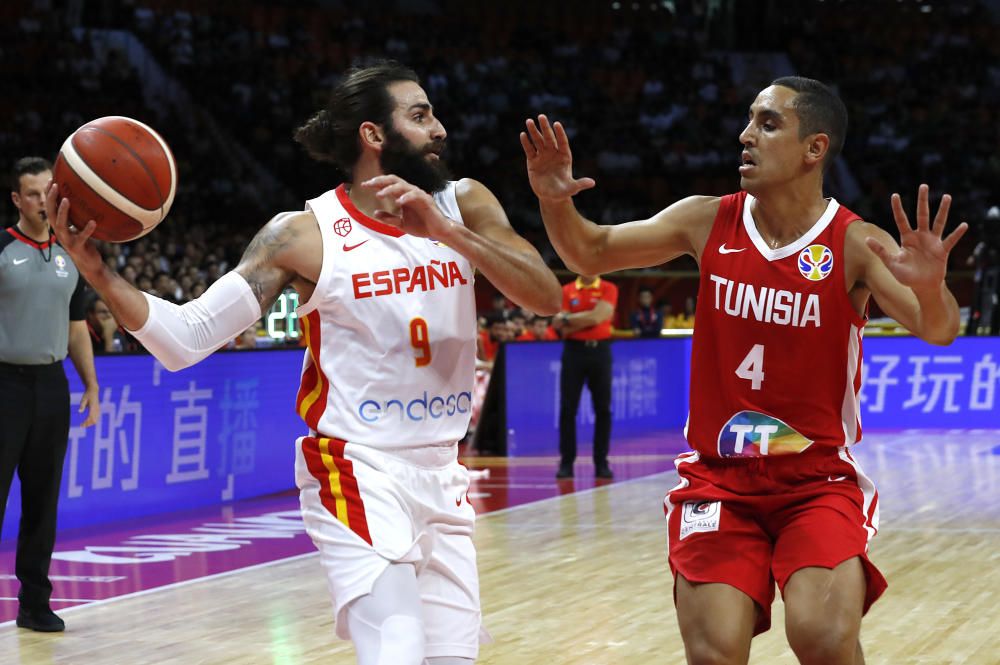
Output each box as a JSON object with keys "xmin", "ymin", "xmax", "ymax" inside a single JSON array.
[{"xmin": 522, "ymin": 77, "xmax": 966, "ymax": 665}]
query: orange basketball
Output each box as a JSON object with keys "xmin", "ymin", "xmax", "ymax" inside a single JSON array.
[{"xmin": 52, "ymin": 116, "xmax": 177, "ymax": 243}]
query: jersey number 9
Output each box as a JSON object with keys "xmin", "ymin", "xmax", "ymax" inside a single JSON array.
[{"xmin": 410, "ymin": 317, "xmax": 432, "ymax": 367}]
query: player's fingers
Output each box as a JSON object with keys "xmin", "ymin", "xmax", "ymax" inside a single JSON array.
[
  {"xmin": 538, "ymin": 114, "xmax": 558, "ymax": 148},
  {"xmin": 398, "ymin": 190, "xmax": 432, "ymax": 208},
  {"xmin": 55, "ymin": 194, "xmax": 72, "ymax": 229},
  {"xmin": 525, "ymin": 118, "xmax": 546, "ymax": 149},
  {"xmin": 941, "ymin": 222, "xmax": 969, "ymax": 253},
  {"xmin": 361, "ymin": 175, "xmax": 400, "ymax": 189},
  {"xmin": 77, "ymin": 219, "xmax": 98, "ymax": 244},
  {"xmin": 45, "ymin": 182, "xmax": 60, "ymax": 217},
  {"xmin": 931, "ymin": 193, "xmax": 951, "ymax": 236},
  {"xmin": 553, "ymin": 121, "xmax": 571, "ymax": 153},
  {"xmin": 865, "ymin": 236, "xmax": 894, "ymax": 266},
  {"xmin": 915, "ymin": 184, "xmax": 930, "ymax": 232},
  {"xmin": 889, "ymin": 193, "xmax": 911, "ymax": 237},
  {"xmin": 519, "ymin": 131, "xmax": 536, "ymax": 158},
  {"xmin": 372, "ymin": 209, "xmax": 403, "ymax": 227},
  {"xmin": 573, "ymin": 177, "xmax": 597, "ymax": 193},
  {"xmin": 374, "ymin": 183, "xmax": 413, "ymax": 202}
]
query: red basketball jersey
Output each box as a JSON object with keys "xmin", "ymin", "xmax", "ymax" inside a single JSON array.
[{"xmin": 686, "ymin": 191, "xmax": 866, "ymax": 458}]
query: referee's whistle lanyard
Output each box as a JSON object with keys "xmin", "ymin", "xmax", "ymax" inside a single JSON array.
[{"xmin": 15, "ymin": 223, "xmax": 54, "ymax": 262}]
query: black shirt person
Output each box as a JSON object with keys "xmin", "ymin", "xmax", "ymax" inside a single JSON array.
[{"xmin": 630, "ymin": 286, "xmax": 664, "ymax": 338}]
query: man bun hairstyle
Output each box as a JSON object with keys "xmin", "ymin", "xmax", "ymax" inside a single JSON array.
[
  {"xmin": 771, "ymin": 76, "xmax": 848, "ymax": 170},
  {"xmin": 294, "ymin": 60, "xmax": 420, "ymax": 179}
]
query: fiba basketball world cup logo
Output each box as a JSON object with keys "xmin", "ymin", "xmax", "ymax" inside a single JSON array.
[
  {"xmin": 54, "ymin": 254, "xmax": 69, "ymax": 278},
  {"xmin": 797, "ymin": 244, "xmax": 833, "ymax": 281},
  {"xmin": 333, "ymin": 217, "xmax": 353, "ymax": 237}
]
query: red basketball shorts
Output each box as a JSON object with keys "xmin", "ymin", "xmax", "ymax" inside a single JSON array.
[{"xmin": 664, "ymin": 447, "xmax": 887, "ymax": 635}]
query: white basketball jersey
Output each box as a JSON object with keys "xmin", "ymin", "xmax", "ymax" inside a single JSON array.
[{"xmin": 294, "ymin": 183, "xmax": 478, "ymax": 448}]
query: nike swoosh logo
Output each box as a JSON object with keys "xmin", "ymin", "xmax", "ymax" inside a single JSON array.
[
  {"xmin": 828, "ymin": 475, "xmax": 847, "ymax": 482},
  {"xmin": 13, "ymin": 258, "xmax": 29, "ymax": 265},
  {"xmin": 343, "ymin": 240, "xmax": 369, "ymax": 252},
  {"xmin": 718, "ymin": 244, "xmax": 746, "ymax": 254}
]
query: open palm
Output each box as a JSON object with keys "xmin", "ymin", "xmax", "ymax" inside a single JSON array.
[
  {"xmin": 866, "ymin": 185, "xmax": 967, "ymax": 294},
  {"xmin": 520, "ymin": 115, "xmax": 595, "ymax": 202}
]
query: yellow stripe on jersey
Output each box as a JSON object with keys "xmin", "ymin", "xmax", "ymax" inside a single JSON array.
[{"xmin": 298, "ymin": 314, "xmax": 326, "ymax": 421}]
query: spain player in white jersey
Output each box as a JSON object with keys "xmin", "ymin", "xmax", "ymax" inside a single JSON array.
[
  {"xmin": 522, "ymin": 77, "xmax": 966, "ymax": 665},
  {"xmin": 46, "ymin": 61, "xmax": 562, "ymax": 664}
]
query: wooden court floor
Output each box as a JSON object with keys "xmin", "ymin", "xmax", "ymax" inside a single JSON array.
[{"xmin": 4, "ymin": 430, "xmax": 999, "ymax": 664}]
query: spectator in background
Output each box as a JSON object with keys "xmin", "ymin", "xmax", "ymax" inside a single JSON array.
[
  {"xmin": 630, "ymin": 286, "xmax": 663, "ymax": 338},
  {"xmin": 233, "ymin": 324, "xmax": 259, "ymax": 349},
  {"xmin": 672, "ymin": 296, "xmax": 697, "ymax": 329},
  {"xmin": 85, "ymin": 293, "xmax": 139, "ymax": 353},
  {"xmin": 489, "ymin": 292, "xmax": 511, "ymax": 320},
  {"xmin": 519, "ymin": 315, "xmax": 558, "ymax": 341},
  {"xmin": 477, "ymin": 310, "xmax": 512, "ymax": 364},
  {"xmin": 660, "ymin": 302, "xmax": 677, "ymax": 328},
  {"xmin": 965, "ymin": 205, "xmax": 999, "ymax": 335},
  {"xmin": 552, "ymin": 274, "xmax": 618, "ymax": 480},
  {"xmin": 508, "ymin": 308, "xmax": 528, "ymax": 339}
]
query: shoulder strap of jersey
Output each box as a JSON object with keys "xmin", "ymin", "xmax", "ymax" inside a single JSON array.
[{"xmin": 433, "ymin": 181, "xmax": 465, "ymax": 227}]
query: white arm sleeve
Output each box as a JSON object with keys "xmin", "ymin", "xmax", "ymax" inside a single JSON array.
[{"xmin": 128, "ymin": 271, "xmax": 263, "ymax": 371}]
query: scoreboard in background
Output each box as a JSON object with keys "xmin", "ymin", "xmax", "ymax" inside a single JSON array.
[{"xmin": 265, "ymin": 289, "xmax": 300, "ymax": 341}]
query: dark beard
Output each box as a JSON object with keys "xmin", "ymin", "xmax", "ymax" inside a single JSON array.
[{"xmin": 379, "ymin": 127, "xmax": 451, "ymax": 194}]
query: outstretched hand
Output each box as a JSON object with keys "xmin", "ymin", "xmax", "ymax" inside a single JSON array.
[
  {"xmin": 865, "ymin": 184, "xmax": 968, "ymax": 294},
  {"xmin": 361, "ymin": 175, "xmax": 455, "ymax": 240},
  {"xmin": 520, "ymin": 115, "xmax": 595, "ymax": 202},
  {"xmin": 45, "ymin": 182, "xmax": 105, "ymax": 276}
]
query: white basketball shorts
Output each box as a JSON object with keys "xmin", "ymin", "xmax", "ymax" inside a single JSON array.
[{"xmin": 295, "ymin": 435, "xmax": 486, "ymax": 658}]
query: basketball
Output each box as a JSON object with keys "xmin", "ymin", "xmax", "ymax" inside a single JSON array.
[{"xmin": 52, "ymin": 116, "xmax": 177, "ymax": 243}]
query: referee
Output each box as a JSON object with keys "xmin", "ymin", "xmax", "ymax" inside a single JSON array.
[
  {"xmin": 553, "ymin": 273, "xmax": 618, "ymax": 479},
  {"xmin": 1, "ymin": 157, "xmax": 100, "ymax": 632}
]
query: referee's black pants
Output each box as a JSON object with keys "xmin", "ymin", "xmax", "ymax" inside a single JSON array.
[
  {"xmin": 559, "ymin": 339, "xmax": 613, "ymax": 467},
  {"xmin": 0, "ymin": 361, "xmax": 70, "ymax": 610}
]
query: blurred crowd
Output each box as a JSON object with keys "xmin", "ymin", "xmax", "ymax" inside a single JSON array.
[{"xmin": 4, "ymin": 0, "xmax": 998, "ymax": 353}]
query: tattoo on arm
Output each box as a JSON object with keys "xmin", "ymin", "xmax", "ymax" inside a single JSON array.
[{"xmin": 236, "ymin": 219, "xmax": 298, "ymax": 311}]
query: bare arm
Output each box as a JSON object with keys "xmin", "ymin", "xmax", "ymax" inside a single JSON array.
[
  {"xmin": 851, "ymin": 185, "xmax": 967, "ymax": 345},
  {"xmin": 558, "ymin": 300, "xmax": 614, "ymax": 335},
  {"xmin": 232, "ymin": 213, "xmax": 302, "ymax": 312},
  {"xmin": 451, "ymin": 179, "xmax": 561, "ymax": 315},
  {"xmin": 362, "ymin": 175, "xmax": 563, "ymax": 315},
  {"xmin": 67, "ymin": 320, "xmax": 99, "ymax": 427},
  {"xmin": 521, "ymin": 115, "xmax": 718, "ymax": 274}
]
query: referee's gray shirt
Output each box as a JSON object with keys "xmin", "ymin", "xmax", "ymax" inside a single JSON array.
[{"xmin": 0, "ymin": 225, "xmax": 86, "ymax": 365}]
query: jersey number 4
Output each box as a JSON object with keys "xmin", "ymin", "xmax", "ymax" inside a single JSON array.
[
  {"xmin": 410, "ymin": 317, "xmax": 432, "ymax": 367},
  {"xmin": 735, "ymin": 343, "xmax": 764, "ymax": 390}
]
